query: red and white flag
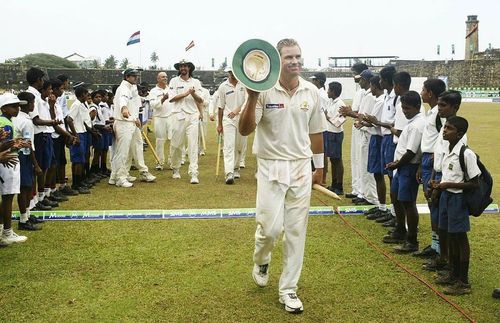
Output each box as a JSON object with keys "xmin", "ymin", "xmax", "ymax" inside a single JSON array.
[{"xmin": 185, "ymin": 40, "xmax": 195, "ymax": 51}]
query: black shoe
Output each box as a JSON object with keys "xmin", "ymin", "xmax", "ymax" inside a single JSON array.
[
  {"xmin": 34, "ymin": 202, "xmax": 51, "ymax": 211},
  {"xmin": 76, "ymin": 186, "xmax": 91, "ymax": 194},
  {"xmin": 53, "ymin": 191, "xmax": 69, "ymax": 201},
  {"xmin": 394, "ymin": 241, "xmax": 419, "ymax": 253},
  {"xmin": 363, "ymin": 207, "xmax": 379, "ymax": 216},
  {"xmin": 412, "ymin": 245, "xmax": 437, "ymax": 258},
  {"xmin": 48, "ymin": 194, "xmax": 66, "ymax": 202},
  {"xmin": 333, "ymin": 188, "xmax": 344, "ymax": 195},
  {"xmin": 492, "ymin": 288, "xmax": 500, "ymax": 299},
  {"xmin": 18, "ymin": 221, "xmax": 42, "ymax": 231},
  {"xmin": 41, "ymin": 199, "xmax": 58, "ymax": 207},
  {"xmin": 81, "ymin": 180, "xmax": 94, "ymax": 188},
  {"xmin": 375, "ymin": 212, "xmax": 394, "ymax": 223},
  {"xmin": 383, "ymin": 230, "xmax": 407, "ymax": 244},
  {"xmin": 352, "ymin": 197, "xmax": 364, "ymax": 203},
  {"xmin": 60, "ymin": 186, "xmax": 79, "ymax": 196},
  {"xmin": 422, "ymin": 258, "xmax": 448, "ymax": 271},
  {"xmin": 345, "ymin": 193, "xmax": 357, "ymax": 199},
  {"xmin": 367, "ymin": 210, "xmax": 389, "ymax": 220},
  {"xmin": 382, "ymin": 217, "xmax": 396, "ymax": 227},
  {"xmin": 29, "ymin": 215, "xmax": 44, "ymax": 224},
  {"xmin": 355, "ymin": 199, "xmax": 374, "ymax": 206}
]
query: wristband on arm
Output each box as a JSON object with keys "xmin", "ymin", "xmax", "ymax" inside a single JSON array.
[{"xmin": 312, "ymin": 153, "xmax": 324, "ymax": 169}]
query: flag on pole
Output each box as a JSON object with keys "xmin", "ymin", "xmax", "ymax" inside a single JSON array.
[
  {"xmin": 185, "ymin": 40, "xmax": 195, "ymax": 51},
  {"xmin": 127, "ymin": 31, "xmax": 140, "ymax": 46}
]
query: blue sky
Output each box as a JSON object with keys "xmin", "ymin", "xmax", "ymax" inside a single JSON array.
[{"xmin": 2, "ymin": 0, "xmax": 498, "ymax": 69}]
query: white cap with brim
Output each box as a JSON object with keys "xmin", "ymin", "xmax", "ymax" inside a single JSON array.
[
  {"xmin": 232, "ymin": 39, "xmax": 281, "ymax": 92},
  {"xmin": 0, "ymin": 93, "xmax": 26, "ymax": 108}
]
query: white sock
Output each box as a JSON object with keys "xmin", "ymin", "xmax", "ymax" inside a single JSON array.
[
  {"xmin": 20, "ymin": 213, "xmax": 29, "ymax": 223},
  {"xmin": 44, "ymin": 188, "xmax": 51, "ymax": 197},
  {"xmin": 37, "ymin": 192, "xmax": 45, "ymax": 200},
  {"xmin": 29, "ymin": 199, "xmax": 36, "ymax": 210},
  {"xmin": 379, "ymin": 204, "xmax": 387, "ymax": 211}
]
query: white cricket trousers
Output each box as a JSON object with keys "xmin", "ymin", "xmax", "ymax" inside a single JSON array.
[
  {"xmin": 198, "ymin": 111, "xmax": 208, "ymax": 153},
  {"xmin": 170, "ymin": 112, "xmax": 199, "ymax": 176},
  {"xmin": 359, "ymin": 131, "xmax": 378, "ymax": 204},
  {"xmin": 239, "ymin": 136, "xmax": 248, "ymax": 166},
  {"xmin": 154, "ymin": 116, "xmax": 172, "ymax": 165},
  {"xmin": 253, "ymin": 158, "xmax": 311, "ymax": 297},
  {"xmin": 111, "ymin": 121, "xmax": 148, "ymax": 182},
  {"xmin": 222, "ymin": 116, "xmax": 244, "ymax": 175},
  {"xmin": 350, "ymin": 126, "xmax": 362, "ymax": 195}
]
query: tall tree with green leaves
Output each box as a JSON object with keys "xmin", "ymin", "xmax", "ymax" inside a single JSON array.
[
  {"xmin": 104, "ymin": 55, "xmax": 118, "ymax": 69},
  {"xmin": 91, "ymin": 59, "xmax": 101, "ymax": 69},
  {"xmin": 120, "ymin": 58, "xmax": 129, "ymax": 70}
]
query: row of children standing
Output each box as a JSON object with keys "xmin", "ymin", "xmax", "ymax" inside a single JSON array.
[
  {"xmin": 334, "ymin": 63, "xmax": 480, "ymax": 296},
  {"xmin": 0, "ymin": 67, "xmax": 114, "ymax": 246}
]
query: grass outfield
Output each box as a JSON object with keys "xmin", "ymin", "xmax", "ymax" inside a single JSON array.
[{"xmin": 1, "ymin": 102, "xmax": 499, "ymax": 322}]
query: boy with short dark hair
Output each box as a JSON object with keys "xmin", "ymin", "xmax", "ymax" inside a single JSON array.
[
  {"xmin": 384, "ymin": 91, "xmax": 425, "ymax": 252},
  {"xmin": 414, "ymin": 79, "xmax": 447, "ymax": 259},
  {"xmin": 432, "ymin": 116, "xmax": 479, "ymax": 295},
  {"xmin": 14, "ymin": 92, "xmax": 43, "ymax": 231},
  {"xmin": 0, "ymin": 93, "xmax": 30, "ymax": 245}
]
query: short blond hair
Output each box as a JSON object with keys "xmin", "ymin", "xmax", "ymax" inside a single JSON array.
[{"xmin": 276, "ymin": 38, "xmax": 301, "ymax": 54}]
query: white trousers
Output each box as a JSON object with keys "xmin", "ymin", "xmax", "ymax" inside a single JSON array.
[
  {"xmin": 253, "ymin": 158, "xmax": 311, "ymax": 296},
  {"xmin": 154, "ymin": 116, "xmax": 172, "ymax": 165},
  {"xmin": 239, "ymin": 136, "xmax": 248, "ymax": 166},
  {"xmin": 350, "ymin": 126, "xmax": 362, "ymax": 195},
  {"xmin": 171, "ymin": 112, "xmax": 199, "ymax": 176},
  {"xmin": 198, "ymin": 111, "xmax": 208, "ymax": 153},
  {"xmin": 359, "ymin": 131, "xmax": 378, "ymax": 204},
  {"xmin": 111, "ymin": 121, "xmax": 148, "ymax": 182},
  {"xmin": 222, "ymin": 116, "xmax": 244, "ymax": 175}
]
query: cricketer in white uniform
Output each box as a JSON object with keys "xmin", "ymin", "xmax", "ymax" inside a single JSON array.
[
  {"xmin": 239, "ymin": 39, "xmax": 325, "ymax": 314},
  {"xmin": 169, "ymin": 59, "xmax": 204, "ymax": 184},
  {"xmin": 216, "ymin": 68, "xmax": 247, "ymax": 184},
  {"xmin": 149, "ymin": 72, "xmax": 172, "ymax": 170},
  {"xmin": 110, "ymin": 68, "xmax": 156, "ymax": 188}
]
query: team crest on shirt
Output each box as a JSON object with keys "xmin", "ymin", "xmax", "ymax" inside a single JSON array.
[
  {"xmin": 300, "ymin": 101, "xmax": 310, "ymax": 111},
  {"xmin": 265, "ymin": 103, "xmax": 285, "ymax": 109},
  {"xmin": 448, "ymin": 163, "xmax": 454, "ymax": 170}
]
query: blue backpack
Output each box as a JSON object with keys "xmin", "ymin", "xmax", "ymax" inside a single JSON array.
[{"xmin": 458, "ymin": 145, "xmax": 493, "ymax": 216}]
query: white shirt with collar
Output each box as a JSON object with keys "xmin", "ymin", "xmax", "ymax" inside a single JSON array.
[
  {"xmin": 317, "ymin": 87, "xmax": 329, "ymax": 112},
  {"xmin": 380, "ymin": 89, "xmax": 396, "ymax": 136},
  {"xmin": 51, "ymin": 102, "xmax": 64, "ymax": 138},
  {"xmin": 68, "ymin": 100, "xmax": 90, "ymax": 134},
  {"xmin": 149, "ymin": 85, "xmax": 172, "ymax": 118},
  {"xmin": 366, "ymin": 94, "xmax": 385, "ymax": 136},
  {"xmin": 99, "ymin": 102, "xmax": 112, "ymax": 122},
  {"xmin": 56, "ymin": 93, "xmax": 69, "ymax": 118},
  {"xmin": 217, "ymin": 80, "xmax": 246, "ymax": 117},
  {"xmin": 253, "ymin": 77, "xmax": 325, "ymax": 160},
  {"xmin": 394, "ymin": 113, "xmax": 425, "ymax": 164},
  {"xmin": 421, "ymin": 105, "xmax": 445, "ymax": 153},
  {"xmin": 26, "ymin": 86, "xmax": 47, "ymax": 134},
  {"xmin": 440, "ymin": 140, "xmax": 481, "ymax": 193},
  {"xmin": 37, "ymin": 98, "xmax": 54, "ymax": 134},
  {"xmin": 433, "ymin": 126, "xmax": 468, "ymax": 172},
  {"xmin": 13, "ymin": 111, "xmax": 35, "ymax": 150},
  {"xmin": 357, "ymin": 89, "xmax": 374, "ymax": 133},
  {"xmin": 113, "ymin": 80, "xmax": 141, "ymax": 121},
  {"xmin": 324, "ymin": 97, "xmax": 346, "ymax": 133},
  {"xmin": 351, "ymin": 87, "xmax": 365, "ymax": 112},
  {"xmin": 169, "ymin": 76, "xmax": 202, "ymax": 115}
]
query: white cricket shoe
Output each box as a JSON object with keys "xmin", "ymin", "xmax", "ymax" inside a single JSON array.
[
  {"xmin": 252, "ymin": 264, "xmax": 269, "ymax": 287},
  {"xmin": 108, "ymin": 178, "xmax": 116, "ymax": 185},
  {"xmin": 172, "ymin": 169, "xmax": 181, "ymax": 179},
  {"xmin": 279, "ymin": 293, "xmax": 304, "ymax": 313},
  {"xmin": 234, "ymin": 169, "xmax": 241, "ymax": 179},
  {"xmin": 240, "ymin": 162, "xmax": 246, "ymax": 169},
  {"xmin": 155, "ymin": 163, "xmax": 164, "ymax": 171},
  {"xmin": 140, "ymin": 171, "xmax": 156, "ymax": 182},
  {"xmin": 126, "ymin": 175, "xmax": 137, "ymax": 182},
  {"xmin": 190, "ymin": 175, "xmax": 199, "ymax": 184},
  {"xmin": 225, "ymin": 173, "xmax": 234, "ymax": 185},
  {"xmin": 116, "ymin": 179, "xmax": 133, "ymax": 188},
  {"xmin": 2, "ymin": 230, "xmax": 28, "ymax": 244}
]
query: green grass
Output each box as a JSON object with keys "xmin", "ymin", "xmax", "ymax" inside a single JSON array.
[{"xmin": 1, "ymin": 102, "xmax": 499, "ymax": 322}]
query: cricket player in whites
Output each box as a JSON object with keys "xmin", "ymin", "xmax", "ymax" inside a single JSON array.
[
  {"xmin": 149, "ymin": 72, "xmax": 172, "ymax": 170},
  {"xmin": 216, "ymin": 67, "xmax": 246, "ymax": 184},
  {"xmin": 239, "ymin": 38, "xmax": 325, "ymax": 314}
]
